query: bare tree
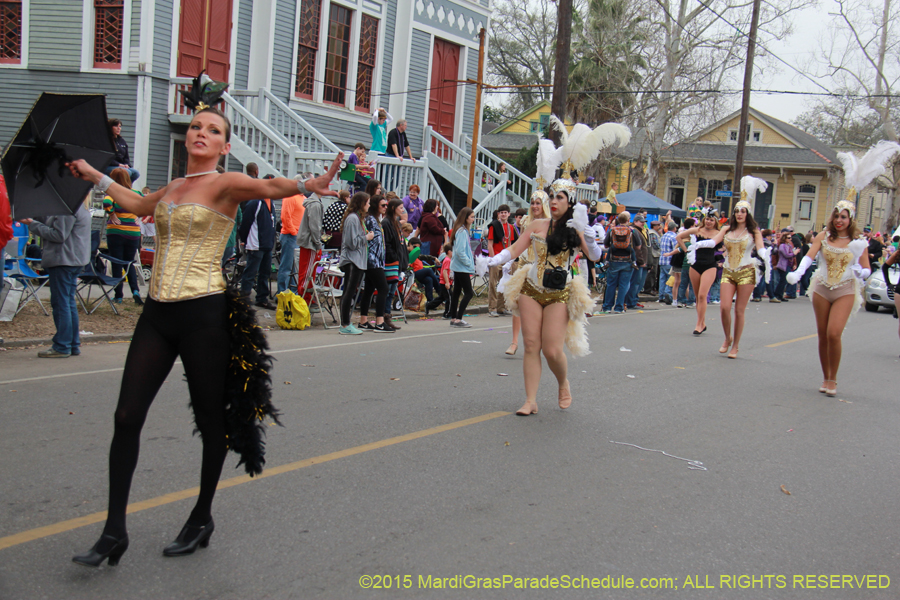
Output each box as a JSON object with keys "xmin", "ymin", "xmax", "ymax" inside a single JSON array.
[
  {"xmin": 810, "ymin": 0, "xmax": 900, "ymax": 229},
  {"xmin": 628, "ymin": 0, "xmax": 814, "ymax": 193},
  {"xmin": 487, "ymin": 0, "xmax": 557, "ymax": 116}
]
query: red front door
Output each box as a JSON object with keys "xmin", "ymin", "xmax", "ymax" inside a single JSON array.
[
  {"xmin": 177, "ymin": 0, "xmax": 232, "ymax": 81},
  {"xmin": 428, "ymin": 38, "xmax": 460, "ymax": 156}
]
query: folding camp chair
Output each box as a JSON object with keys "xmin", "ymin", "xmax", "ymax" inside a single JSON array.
[
  {"xmin": 311, "ymin": 255, "xmax": 344, "ymax": 329},
  {"xmin": 4, "ymin": 237, "xmax": 49, "ymax": 316},
  {"xmin": 76, "ymin": 231, "xmax": 137, "ymax": 315}
]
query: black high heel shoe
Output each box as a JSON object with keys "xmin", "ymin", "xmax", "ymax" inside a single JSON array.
[
  {"xmin": 72, "ymin": 534, "xmax": 129, "ymax": 567},
  {"xmin": 163, "ymin": 518, "xmax": 214, "ymax": 557}
]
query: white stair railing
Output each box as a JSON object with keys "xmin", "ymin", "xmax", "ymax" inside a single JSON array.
[
  {"xmin": 424, "ymin": 168, "xmax": 455, "ymax": 223},
  {"xmin": 425, "ymin": 128, "xmax": 500, "ymax": 202},
  {"xmin": 222, "ymin": 92, "xmax": 298, "ymax": 177},
  {"xmin": 465, "ymin": 136, "xmax": 533, "ymax": 206},
  {"xmin": 232, "ymin": 89, "xmax": 341, "ymax": 154},
  {"xmin": 471, "ymin": 184, "xmax": 509, "ymax": 220}
]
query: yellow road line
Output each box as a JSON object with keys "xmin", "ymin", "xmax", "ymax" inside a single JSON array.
[
  {"xmin": 766, "ymin": 334, "xmax": 817, "ymax": 348},
  {"xmin": 0, "ymin": 411, "xmax": 510, "ymax": 551}
]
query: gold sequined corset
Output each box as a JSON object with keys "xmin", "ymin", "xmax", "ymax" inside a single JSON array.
[
  {"xmin": 526, "ymin": 234, "xmax": 573, "ymax": 287},
  {"xmin": 723, "ymin": 233, "xmax": 753, "ymax": 271},
  {"xmin": 150, "ymin": 203, "xmax": 234, "ymax": 302},
  {"xmin": 817, "ymin": 240, "xmax": 854, "ymax": 288}
]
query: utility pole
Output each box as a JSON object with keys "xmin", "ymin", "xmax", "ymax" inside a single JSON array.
[
  {"xmin": 466, "ymin": 28, "xmax": 486, "ymax": 209},
  {"xmin": 549, "ymin": 0, "xmax": 573, "ymax": 147},
  {"xmin": 732, "ymin": 0, "xmax": 762, "ymax": 213}
]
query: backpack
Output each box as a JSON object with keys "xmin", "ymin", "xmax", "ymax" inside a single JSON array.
[{"xmin": 611, "ymin": 225, "xmax": 633, "ymax": 250}]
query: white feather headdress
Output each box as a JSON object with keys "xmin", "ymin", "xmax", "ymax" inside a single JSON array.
[
  {"xmin": 535, "ymin": 138, "xmax": 561, "ymax": 190},
  {"xmin": 737, "ymin": 176, "xmax": 768, "ymax": 211},
  {"xmin": 547, "ymin": 116, "xmax": 631, "ymax": 201},
  {"xmin": 836, "ymin": 141, "xmax": 900, "ymax": 217}
]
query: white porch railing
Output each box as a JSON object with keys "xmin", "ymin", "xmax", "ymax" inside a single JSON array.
[
  {"xmin": 464, "ymin": 136, "xmax": 531, "ymax": 207},
  {"xmin": 230, "ymin": 89, "xmax": 341, "ymax": 154},
  {"xmin": 169, "ymin": 78, "xmax": 342, "ymax": 181}
]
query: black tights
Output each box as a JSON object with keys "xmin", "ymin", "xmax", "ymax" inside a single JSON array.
[
  {"xmin": 340, "ymin": 264, "xmax": 365, "ymax": 326},
  {"xmin": 359, "ymin": 267, "xmax": 388, "ymax": 318},
  {"xmin": 449, "ymin": 271, "xmax": 474, "ymax": 319},
  {"xmin": 102, "ymin": 295, "xmax": 230, "ymax": 540}
]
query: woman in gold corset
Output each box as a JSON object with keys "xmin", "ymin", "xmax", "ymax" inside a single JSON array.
[
  {"xmin": 786, "ymin": 203, "xmax": 870, "ymax": 397},
  {"xmin": 693, "ymin": 177, "xmax": 769, "ymax": 358},
  {"xmin": 65, "ymin": 106, "xmax": 342, "ymax": 567},
  {"xmin": 484, "ymin": 185, "xmax": 600, "ymax": 416}
]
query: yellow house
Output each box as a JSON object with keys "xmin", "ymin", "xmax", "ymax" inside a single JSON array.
[
  {"xmin": 654, "ymin": 108, "xmax": 843, "ymax": 234},
  {"xmin": 491, "ymin": 100, "xmax": 574, "ymax": 135}
]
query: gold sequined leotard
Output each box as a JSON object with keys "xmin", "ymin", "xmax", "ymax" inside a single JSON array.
[
  {"xmin": 721, "ymin": 231, "xmax": 757, "ymax": 285},
  {"xmin": 815, "ymin": 239, "xmax": 856, "ymax": 289},
  {"xmin": 520, "ymin": 234, "xmax": 574, "ymax": 307},
  {"xmin": 149, "ymin": 202, "xmax": 235, "ymax": 302}
]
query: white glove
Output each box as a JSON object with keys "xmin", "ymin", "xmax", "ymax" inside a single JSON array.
[
  {"xmin": 758, "ymin": 247, "xmax": 772, "ymax": 284},
  {"xmin": 474, "ymin": 255, "xmax": 489, "ymax": 278},
  {"xmin": 851, "ymin": 264, "xmax": 871, "ymax": 283},
  {"xmin": 487, "ymin": 248, "xmax": 512, "ymax": 269},
  {"xmin": 566, "ymin": 203, "xmax": 589, "ymax": 234},
  {"xmin": 786, "ymin": 256, "xmax": 813, "ymax": 285},
  {"xmin": 501, "ymin": 261, "xmax": 512, "ymax": 275},
  {"xmin": 693, "ymin": 239, "xmax": 717, "ymax": 250},
  {"xmin": 583, "ymin": 234, "xmax": 603, "ymax": 262}
]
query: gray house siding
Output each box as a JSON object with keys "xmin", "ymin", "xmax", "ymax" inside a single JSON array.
[
  {"xmin": 234, "ymin": 0, "xmax": 253, "ymax": 89},
  {"xmin": 0, "ymin": 71, "xmax": 137, "ymax": 158},
  {"xmin": 271, "ymin": 0, "xmax": 296, "ymax": 99},
  {"xmin": 411, "ymin": 0, "xmax": 485, "ymax": 43},
  {"xmin": 460, "ymin": 50, "xmax": 477, "ymax": 143},
  {"xmin": 29, "ymin": 0, "xmax": 82, "ymax": 71},
  {"xmin": 404, "ymin": 29, "xmax": 431, "ymax": 158},
  {"xmin": 153, "ymin": 0, "xmax": 174, "ymax": 76},
  {"xmin": 379, "ymin": 0, "xmax": 396, "ymax": 103},
  {"xmin": 146, "ymin": 78, "xmax": 179, "ymax": 186},
  {"xmin": 290, "ymin": 109, "xmax": 371, "ymax": 152},
  {"xmin": 131, "ymin": 0, "xmax": 142, "ymax": 48}
]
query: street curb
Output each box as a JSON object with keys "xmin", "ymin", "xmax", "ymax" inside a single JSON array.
[{"xmin": 1, "ymin": 332, "xmax": 134, "ymax": 348}]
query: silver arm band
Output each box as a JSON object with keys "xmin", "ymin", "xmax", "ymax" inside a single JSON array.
[{"xmin": 97, "ymin": 175, "xmax": 114, "ymax": 193}]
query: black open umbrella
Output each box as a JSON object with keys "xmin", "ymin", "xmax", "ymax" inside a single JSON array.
[{"xmin": 1, "ymin": 93, "xmax": 115, "ymax": 220}]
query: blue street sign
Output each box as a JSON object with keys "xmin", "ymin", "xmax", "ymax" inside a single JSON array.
[{"xmin": 715, "ymin": 191, "xmax": 732, "ymax": 197}]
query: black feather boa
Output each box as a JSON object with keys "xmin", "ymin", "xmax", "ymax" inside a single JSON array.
[{"xmin": 223, "ymin": 285, "xmax": 281, "ymax": 476}]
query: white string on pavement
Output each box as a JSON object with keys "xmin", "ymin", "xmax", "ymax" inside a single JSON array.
[{"xmin": 610, "ymin": 441, "xmax": 708, "ymax": 471}]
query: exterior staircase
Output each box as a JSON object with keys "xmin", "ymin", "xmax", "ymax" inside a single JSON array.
[{"xmin": 168, "ymin": 78, "xmax": 600, "ymax": 223}]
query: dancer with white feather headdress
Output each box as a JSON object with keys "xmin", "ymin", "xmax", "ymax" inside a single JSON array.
[
  {"xmin": 689, "ymin": 176, "xmax": 771, "ymax": 358},
  {"xmin": 786, "ymin": 141, "xmax": 900, "ymax": 396},
  {"xmin": 476, "ymin": 118, "xmax": 630, "ymax": 415}
]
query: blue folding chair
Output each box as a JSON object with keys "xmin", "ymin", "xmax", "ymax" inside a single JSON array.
[
  {"xmin": 4, "ymin": 235, "xmax": 49, "ymax": 316},
  {"xmin": 76, "ymin": 230, "xmax": 135, "ymax": 315}
]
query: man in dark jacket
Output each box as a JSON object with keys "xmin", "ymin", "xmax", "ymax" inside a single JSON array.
[
  {"xmin": 624, "ymin": 214, "xmax": 648, "ymax": 309},
  {"xmin": 239, "ymin": 178, "xmax": 277, "ymax": 309}
]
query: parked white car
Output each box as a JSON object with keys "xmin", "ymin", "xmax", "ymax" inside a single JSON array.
[{"xmin": 864, "ymin": 265, "xmax": 899, "ymax": 313}]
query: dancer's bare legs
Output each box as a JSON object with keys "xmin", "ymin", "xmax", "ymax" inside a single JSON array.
[
  {"xmin": 689, "ymin": 267, "xmax": 717, "ymax": 331},
  {"xmin": 508, "ymin": 314, "xmax": 521, "ymax": 354},
  {"xmin": 719, "ymin": 281, "xmax": 736, "ymax": 352},
  {"xmin": 812, "ymin": 292, "xmax": 854, "ymax": 393},
  {"xmin": 672, "ymin": 271, "xmax": 681, "ymax": 305},
  {"xmin": 728, "ymin": 284, "xmax": 753, "ymax": 357},
  {"xmin": 517, "ymin": 296, "xmax": 544, "ymax": 414},
  {"xmin": 540, "ymin": 302, "xmax": 571, "ymax": 408}
]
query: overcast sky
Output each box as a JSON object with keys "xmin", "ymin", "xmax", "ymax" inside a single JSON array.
[{"xmin": 739, "ymin": 3, "xmax": 834, "ymax": 123}]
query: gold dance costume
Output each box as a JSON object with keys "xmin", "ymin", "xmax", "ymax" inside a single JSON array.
[
  {"xmin": 503, "ymin": 233, "xmax": 595, "ymax": 357},
  {"xmin": 809, "ymin": 239, "xmax": 867, "ymax": 314},
  {"xmin": 721, "ymin": 232, "xmax": 758, "ymax": 286},
  {"xmin": 150, "ymin": 202, "xmax": 233, "ymax": 301}
]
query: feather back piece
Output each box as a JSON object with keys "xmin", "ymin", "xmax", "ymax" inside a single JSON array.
[
  {"xmin": 222, "ymin": 285, "xmax": 281, "ymax": 476},
  {"xmin": 549, "ymin": 117, "xmax": 631, "ymax": 173},
  {"xmin": 737, "ymin": 176, "xmax": 768, "ymax": 211},
  {"xmin": 837, "ymin": 140, "xmax": 900, "ymax": 199},
  {"xmin": 179, "ymin": 70, "xmax": 230, "ymax": 112}
]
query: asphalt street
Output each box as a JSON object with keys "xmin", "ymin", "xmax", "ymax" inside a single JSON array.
[{"xmin": 1, "ymin": 297, "xmax": 898, "ymax": 600}]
